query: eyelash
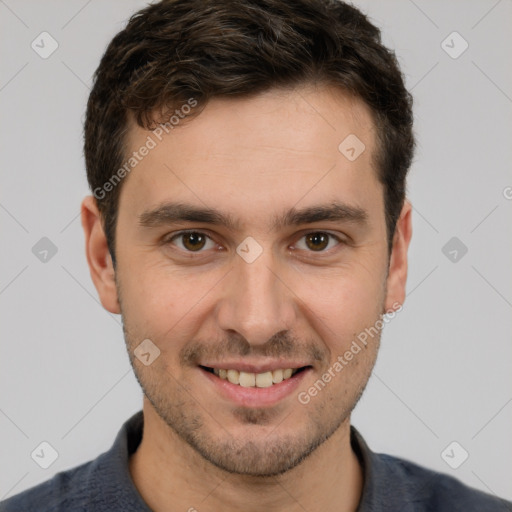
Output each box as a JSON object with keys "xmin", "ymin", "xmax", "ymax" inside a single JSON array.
[{"xmin": 164, "ymin": 230, "xmax": 345, "ymax": 255}]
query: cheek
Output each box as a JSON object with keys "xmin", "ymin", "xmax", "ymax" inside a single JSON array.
[
  {"xmin": 293, "ymin": 266, "xmax": 386, "ymax": 353},
  {"xmin": 118, "ymin": 263, "xmax": 221, "ymax": 343}
]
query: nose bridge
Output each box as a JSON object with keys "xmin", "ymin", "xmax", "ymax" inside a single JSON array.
[{"xmin": 216, "ymin": 244, "xmax": 295, "ymax": 345}]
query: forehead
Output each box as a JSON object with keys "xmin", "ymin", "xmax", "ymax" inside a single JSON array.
[
  {"xmin": 120, "ymin": 85, "xmax": 381, "ymax": 224},
  {"xmin": 130, "ymin": 85, "xmax": 375, "ymax": 154}
]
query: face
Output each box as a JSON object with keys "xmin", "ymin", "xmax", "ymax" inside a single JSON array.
[{"xmin": 84, "ymin": 85, "xmax": 410, "ymax": 477}]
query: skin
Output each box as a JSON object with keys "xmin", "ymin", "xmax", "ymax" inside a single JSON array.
[{"xmin": 82, "ymin": 84, "xmax": 412, "ymax": 512}]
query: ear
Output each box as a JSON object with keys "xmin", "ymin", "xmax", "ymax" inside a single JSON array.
[
  {"xmin": 81, "ymin": 196, "xmax": 120, "ymax": 314},
  {"xmin": 384, "ymin": 199, "xmax": 412, "ymax": 313}
]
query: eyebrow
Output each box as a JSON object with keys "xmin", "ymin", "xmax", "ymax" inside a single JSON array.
[{"xmin": 139, "ymin": 201, "xmax": 368, "ymax": 231}]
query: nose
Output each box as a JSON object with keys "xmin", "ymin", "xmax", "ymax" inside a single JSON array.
[{"xmin": 215, "ymin": 245, "xmax": 298, "ymax": 346}]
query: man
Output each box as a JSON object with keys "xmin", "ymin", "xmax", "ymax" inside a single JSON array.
[{"xmin": 2, "ymin": 0, "xmax": 510, "ymax": 510}]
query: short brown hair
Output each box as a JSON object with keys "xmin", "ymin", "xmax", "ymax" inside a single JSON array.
[{"xmin": 84, "ymin": 0, "xmax": 414, "ymax": 265}]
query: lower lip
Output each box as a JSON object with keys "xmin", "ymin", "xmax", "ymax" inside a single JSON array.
[{"xmin": 199, "ymin": 367, "xmax": 312, "ymax": 408}]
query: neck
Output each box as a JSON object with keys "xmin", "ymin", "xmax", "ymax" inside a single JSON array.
[{"xmin": 129, "ymin": 401, "xmax": 363, "ymax": 512}]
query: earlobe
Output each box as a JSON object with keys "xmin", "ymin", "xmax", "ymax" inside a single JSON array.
[
  {"xmin": 81, "ymin": 196, "xmax": 120, "ymax": 314},
  {"xmin": 384, "ymin": 200, "xmax": 413, "ymax": 313}
]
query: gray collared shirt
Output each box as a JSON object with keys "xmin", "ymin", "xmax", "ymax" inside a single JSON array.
[{"xmin": 1, "ymin": 411, "xmax": 510, "ymax": 511}]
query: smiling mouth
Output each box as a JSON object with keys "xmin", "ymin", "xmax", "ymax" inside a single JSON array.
[{"xmin": 199, "ymin": 366, "xmax": 311, "ymax": 388}]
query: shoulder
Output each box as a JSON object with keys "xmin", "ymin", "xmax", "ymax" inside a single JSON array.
[
  {"xmin": 0, "ymin": 458, "xmax": 99, "ymax": 512},
  {"xmin": 351, "ymin": 427, "xmax": 511, "ymax": 511},
  {"xmin": 377, "ymin": 453, "xmax": 512, "ymax": 511},
  {"xmin": 1, "ymin": 412, "xmax": 147, "ymax": 512}
]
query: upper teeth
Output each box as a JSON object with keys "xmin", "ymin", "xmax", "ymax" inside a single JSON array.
[{"xmin": 213, "ymin": 368, "xmax": 296, "ymax": 387}]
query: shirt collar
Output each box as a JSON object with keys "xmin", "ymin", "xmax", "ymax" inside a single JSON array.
[{"xmin": 111, "ymin": 411, "xmax": 404, "ymax": 511}]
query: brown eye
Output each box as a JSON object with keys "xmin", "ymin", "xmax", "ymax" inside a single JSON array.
[
  {"xmin": 305, "ymin": 232, "xmax": 330, "ymax": 251},
  {"xmin": 182, "ymin": 232, "xmax": 206, "ymax": 251},
  {"xmin": 294, "ymin": 232, "xmax": 342, "ymax": 253},
  {"xmin": 169, "ymin": 231, "xmax": 215, "ymax": 252}
]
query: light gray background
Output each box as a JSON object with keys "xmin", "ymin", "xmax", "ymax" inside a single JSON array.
[{"xmin": 1, "ymin": 0, "xmax": 511, "ymax": 503}]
